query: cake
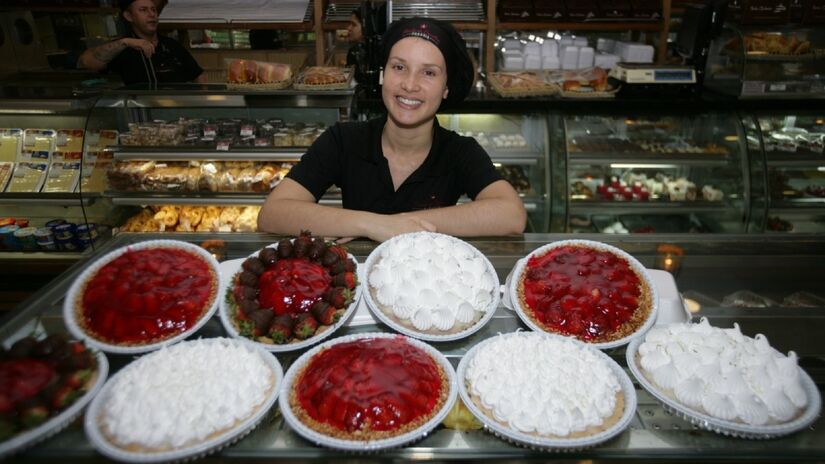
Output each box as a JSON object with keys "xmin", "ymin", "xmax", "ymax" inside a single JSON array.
[
  {"xmin": 0, "ymin": 335, "xmax": 98, "ymax": 442},
  {"xmin": 289, "ymin": 335, "xmax": 449, "ymax": 440},
  {"xmin": 76, "ymin": 243, "xmax": 218, "ymax": 347},
  {"xmin": 636, "ymin": 318, "xmax": 808, "ymax": 425},
  {"xmin": 97, "ymin": 338, "xmax": 276, "ymax": 452},
  {"xmin": 367, "ymin": 232, "xmax": 496, "ymax": 335},
  {"xmin": 228, "ymin": 231, "xmax": 357, "ymax": 345},
  {"xmin": 464, "ymin": 332, "xmax": 623, "ymax": 438},
  {"xmin": 517, "ymin": 241, "xmax": 653, "ymax": 344}
]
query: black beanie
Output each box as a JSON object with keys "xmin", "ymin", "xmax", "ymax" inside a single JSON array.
[{"xmin": 381, "ymin": 17, "xmax": 474, "ymax": 107}]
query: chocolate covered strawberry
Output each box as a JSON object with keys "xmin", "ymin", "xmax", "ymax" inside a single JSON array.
[
  {"xmin": 332, "ymin": 272, "xmax": 357, "ymax": 290},
  {"xmin": 310, "ymin": 301, "xmax": 338, "ymax": 325},
  {"xmin": 324, "ymin": 287, "xmax": 352, "ymax": 309},
  {"xmin": 294, "ymin": 313, "xmax": 319, "ymax": 340},
  {"xmin": 269, "ymin": 315, "xmax": 294, "ymax": 344}
]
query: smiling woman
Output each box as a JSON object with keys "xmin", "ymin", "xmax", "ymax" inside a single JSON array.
[{"xmin": 257, "ymin": 17, "xmax": 527, "ymax": 242}]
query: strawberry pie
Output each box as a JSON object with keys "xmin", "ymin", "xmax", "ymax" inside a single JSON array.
[
  {"xmin": 75, "ymin": 243, "xmax": 218, "ymax": 347},
  {"xmin": 228, "ymin": 231, "xmax": 358, "ymax": 346},
  {"xmin": 517, "ymin": 241, "xmax": 653, "ymax": 344},
  {"xmin": 290, "ymin": 335, "xmax": 449, "ymax": 441}
]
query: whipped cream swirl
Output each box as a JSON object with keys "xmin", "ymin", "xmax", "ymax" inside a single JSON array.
[
  {"xmin": 639, "ymin": 317, "xmax": 807, "ymax": 425},
  {"xmin": 369, "ymin": 233, "xmax": 496, "ymax": 331},
  {"xmin": 466, "ymin": 332, "xmax": 620, "ymax": 437},
  {"xmin": 102, "ymin": 338, "xmax": 274, "ymax": 450}
]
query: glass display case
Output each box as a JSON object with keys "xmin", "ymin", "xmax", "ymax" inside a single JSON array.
[
  {"xmin": 436, "ymin": 113, "xmax": 549, "ymax": 232},
  {"xmin": 552, "ymin": 112, "xmax": 750, "ymax": 234},
  {"xmin": 753, "ymin": 111, "xmax": 825, "ymax": 233},
  {"xmin": 85, "ymin": 86, "xmax": 354, "ymax": 234},
  {"xmin": 704, "ymin": 26, "xmax": 825, "ymax": 98}
]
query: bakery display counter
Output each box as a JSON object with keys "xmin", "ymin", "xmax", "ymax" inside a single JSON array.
[
  {"xmin": 556, "ymin": 113, "xmax": 750, "ymax": 234},
  {"xmin": 2, "ymin": 233, "xmax": 824, "ymax": 462}
]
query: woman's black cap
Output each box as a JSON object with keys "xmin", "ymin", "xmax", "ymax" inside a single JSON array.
[{"xmin": 381, "ymin": 17, "xmax": 474, "ymax": 107}]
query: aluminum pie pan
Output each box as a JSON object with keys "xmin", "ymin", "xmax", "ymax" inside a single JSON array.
[
  {"xmin": 279, "ymin": 332, "xmax": 458, "ymax": 452},
  {"xmin": 84, "ymin": 337, "xmax": 283, "ymax": 463},
  {"xmin": 509, "ymin": 239, "xmax": 659, "ymax": 350},
  {"xmin": 218, "ymin": 242, "xmax": 362, "ymax": 353},
  {"xmin": 64, "ymin": 239, "xmax": 223, "ymax": 355},
  {"xmin": 456, "ymin": 331, "xmax": 637, "ymax": 451},
  {"xmin": 362, "ymin": 232, "xmax": 500, "ymax": 343},
  {"xmin": 0, "ymin": 350, "xmax": 109, "ymax": 459},
  {"xmin": 626, "ymin": 335, "xmax": 822, "ymax": 439}
]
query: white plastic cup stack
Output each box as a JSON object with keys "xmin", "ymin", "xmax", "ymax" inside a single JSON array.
[
  {"xmin": 577, "ymin": 46, "xmax": 595, "ymax": 69},
  {"xmin": 561, "ymin": 46, "xmax": 579, "ymax": 70}
]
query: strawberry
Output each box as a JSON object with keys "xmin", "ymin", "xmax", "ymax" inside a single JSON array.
[
  {"xmin": 332, "ymin": 272, "xmax": 357, "ymax": 290},
  {"xmin": 248, "ymin": 309, "xmax": 275, "ymax": 335},
  {"xmin": 268, "ymin": 315, "xmax": 294, "ymax": 344},
  {"xmin": 238, "ymin": 271, "xmax": 258, "ymax": 287},
  {"xmin": 310, "ymin": 301, "xmax": 337, "ymax": 325},
  {"xmin": 51, "ymin": 385, "xmax": 81, "ymax": 410},
  {"xmin": 324, "ymin": 287, "xmax": 352, "ymax": 309},
  {"xmin": 308, "ymin": 238, "xmax": 327, "ymax": 261},
  {"xmin": 242, "ymin": 257, "xmax": 266, "ymax": 275},
  {"xmin": 63, "ymin": 369, "xmax": 92, "ymax": 389},
  {"xmin": 276, "ymin": 239, "xmax": 293, "ymax": 259},
  {"xmin": 8, "ymin": 337, "xmax": 37, "ymax": 359},
  {"xmin": 293, "ymin": 231, "xmax": 312, "ymax": 258},
  {"xmin": 328, "ymin": 261, "xmax": 346, "ymax": 275},
  {"xmin": 258, "ymin": 247, "xmax": 277, "ymax": 265},
  {"xmin": 19, "ymin": 403, "xmax": 49, "ymax": 428},
  {"xmin": 329, "ymin": 245, "xmax": 348, "ymax": 261},
  {"xmin": 344, "ymin": 258, "xmax": 356, "ymax": 273},
  {"xmin": 233, "ymin": 285, "xmax": 257, "ymax": 302},
  {"xmin": 320, "ymin": 249, "xmax": 340, "ymax": 267},
  {"xmin": 293, "ymin": 313, "xmax": 318, "ymax": 340}
]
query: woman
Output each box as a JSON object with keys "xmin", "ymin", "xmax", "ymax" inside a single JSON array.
[{"xmin": 258, "ymin": 17, "xmax": 526, "ymax": 242}]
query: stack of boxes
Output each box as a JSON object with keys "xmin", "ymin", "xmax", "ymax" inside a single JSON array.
[{"xmin": 499, "ymin": 34, "xmax": 654, "ymax": 71}]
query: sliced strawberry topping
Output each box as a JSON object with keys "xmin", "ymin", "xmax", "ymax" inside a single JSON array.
[
  {"xmin": 523, "ymin": 245, "xmax": 641, "ymax": 340},
  {"xmin": 0, "ymin": 359, "xmax": 56, "ymax": 413},
  {"xmin": 81, "ymin": 248, "xmax": 214, "ymax": 344},
  {"xmin": 258, "ymin": 258, "xmax": 331, "ymax": 316},
  {"xmin": 295, "ymin": 337, "xmax": 443, "ymax": 433}
]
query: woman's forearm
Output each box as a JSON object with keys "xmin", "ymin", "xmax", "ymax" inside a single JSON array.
[{"xmin": 405, "ymin": 197, "xmax": 527, "ymax": 237}]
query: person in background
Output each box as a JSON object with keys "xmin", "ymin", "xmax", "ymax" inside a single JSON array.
[
  {"xmin": 78, "ymin": 0, "xmax": 204, "ymax": 85},
  {"xmin": 345, "ymin": 8, "xmax": 365, "ymax": 68},
  {"xmin": 258, "ymin": 17, "xmax": 526, "ymax": 242}
]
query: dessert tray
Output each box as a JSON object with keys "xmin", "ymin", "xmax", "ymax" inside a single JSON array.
[
  {"xmin": 457, "ymin": 331, "xmax": 637, "ymax": 451},
  {"xmin": 507, "ymin": 239, "xmax": 659, "ymax": 349},
  {"xmin": 362, "ymin": 232, "xmax": 500, "ymax": 342},
  {"xmin": 279, "ymin": 332, "xmax": 458, "ymax": 452},
  {"xmin": 292, "ymin": 67, "xmax": 353, "ymax": 91},
  {"xmin": 487, "ymin": 72, "xmax": 560, "ymax": 98},
  {"xmin": 219, "ymin": 241, "xmax": 362, "ymax": 353},
  {"xmin": 63, "ymin": 240, "xmax": 222, "ymax": 355},
  {"xmin": 84, "ymin": 338, "xmax": 283, "ymax": 463},
  {"xmin": 626, "ymin": 334, "xmax": 822, "ymax": 439},
  {"xmin": 0, "ymin": 350, "xmax": 109, "ymax": 459}
]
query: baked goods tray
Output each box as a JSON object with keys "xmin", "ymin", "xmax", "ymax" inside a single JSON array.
[
  {"xmin": 292, "ymin": 67, "xmax": 354, "ymax": 91},
  {"xmin": 626, "ymin": 336, "xmax": 822, "ymax": 439},
  {"xmin": 487, "ymin": 72, "xmax": 560, "ymax": 98},
  {"xmin": 226, "ymin": 78, "xmax": 292, "ymax": 91}
]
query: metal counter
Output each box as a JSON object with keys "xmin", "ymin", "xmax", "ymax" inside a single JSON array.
[{"xmin": 2, "ymin": 233, "xmax": 824, "ymax": 463}]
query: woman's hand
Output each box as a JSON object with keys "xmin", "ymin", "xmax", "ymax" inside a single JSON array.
[
  {"xmin": 368, "ymin": 213, "xmax": 436, "ymax": 242},
  {"xmin": 122, "ymin": 37, "xmax": 155, "ymax": 57}
]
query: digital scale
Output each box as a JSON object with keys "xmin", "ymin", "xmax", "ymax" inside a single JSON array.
[{"xmin": 609, "ymin": 63, "xmax": 697, "ymax": 84}]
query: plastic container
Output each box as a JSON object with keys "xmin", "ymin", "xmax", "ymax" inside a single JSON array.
[
  {"xmin": 34, "ymin": 227, "xmax": 54, "ymax": 245},
  {"xmin": 38, "ymin": 240, "xmax": 57, "ymax": 251},
  {"xmin": 76, "ymin": 223, "xmax": 99, "ymax": 242},
  {"xmin": 44, "ymin": 218, "xmax": 66, "ymax": 228},
  {"xmin": 0, "ymin": 225, "xmax": 20, "ymax": 250},
  {"xmin": 13, "ymin": 227, "xmax": 38, "ymax": 250},
  {"xmin": 52, "ymin": 223, "xmax": 76, "ymax": 241}
]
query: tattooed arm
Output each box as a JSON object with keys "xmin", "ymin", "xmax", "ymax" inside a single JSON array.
[{"xmin": 78, "ymin": 38, "xmax": 155, "ymax": 71}]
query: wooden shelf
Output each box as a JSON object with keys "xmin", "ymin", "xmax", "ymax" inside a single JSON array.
[
  {"xmin": 322, "ymin": 21, "xmax": 348, "ymax": 31},
  {"xmin": 497, "ymin": 21, "xmax": 662, "ymax": 31},
  {"xmin": 452, "ymin": 21, "xmax": 489, "ymax": 31},
  {"xmin": 160, "ymin": 22, "xmax": 313, "ymax": 31}
]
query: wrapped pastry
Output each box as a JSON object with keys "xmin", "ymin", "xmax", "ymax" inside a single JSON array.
[
  {"xmin": 198, "ymin": 162, "xmax": 222, "ymax": 192},
  {"xmin": 185, "ymin": 166, "xmax": 201, "ymax": 191},
  {"xmin": 234, "ymin": 206, "xmax": 259, "ymax": 232},
  {"xmin": 218, "ymin": 206, "xmax": 242, "ymax": 232},
  {"xmin": 236, "ymin": 166, "xmax": 259, "ymax": 192},
  {"xmin": 144, "ymin": 163, "xmax": 189, "ymax": 191},
  {"xmin": 251, "ymin": 164, "xmax": 279, "ymax": 192},
  {"xmin": 153, "ymin": 205, "xmax": 180, "ymax": 231},
  {"xmin": 179, "ymin": 206, "xmax": 205, "ymax": 231}
]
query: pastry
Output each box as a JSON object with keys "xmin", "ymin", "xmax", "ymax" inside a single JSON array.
[
  {"xmin": 517, "ymin": 241, "xmax": 653, "ymax": 343},
  {"xmin": 227, "ymin": 231, "xmax": 357, "ymax": 345},
  {"xmin": 637, "ymin": 318, "xmax": 808, "ymax": 425},
  {"xmin": 367, "ymin": 232, "xmax": 497, "ymax": 335},
  {"xmin": 465, "ymin": 332, "xmax": 624, "ymax": 438},
  {"xmin": 290, "ymin": 335, "xmax": 449, "ymax": 440},
  {"xmin": 74, "ymin": 242, "xmax": 218, "ymax": 347},
  {"xmin": 98, "ymin": 338, "xmax": 276, "ymax": 452}
]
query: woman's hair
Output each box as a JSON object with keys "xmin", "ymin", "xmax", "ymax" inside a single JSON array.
[{"xmin": 381, "ymin": 17, "xmax": 474, "ymax": 107}]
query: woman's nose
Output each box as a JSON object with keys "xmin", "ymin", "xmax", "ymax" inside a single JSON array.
[{"xmin": 401, "ymin": 73, "xmax": 419, "ymax": 91}]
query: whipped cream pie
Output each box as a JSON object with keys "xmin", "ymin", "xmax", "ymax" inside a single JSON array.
[{"xmin": 637, "ymin": 318, "xmax": 807, "ymax": 425}]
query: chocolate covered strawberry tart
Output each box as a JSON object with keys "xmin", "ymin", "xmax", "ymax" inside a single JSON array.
[
  {"xmin": 74, "ymin": 241, "xmax": 218, "ymax": 348},
  {"xmin": 0, "ymin": 335, "xmax": 98, "ymax": 442},
  {"xmin": 289, "ymin": 335, "xmax": 449, "ymax": 441},
  {"xmin": 228, "ymin": 231, "xmax": 357, "ymax": 345},
  {"xmin": 517, "ymin": 241, "xmax": 653, "ymax": 344}
]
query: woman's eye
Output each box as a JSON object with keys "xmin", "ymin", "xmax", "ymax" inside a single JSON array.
[
  {"xmin": 424, "ymin": 70, "xmax": 436, "ymax": 77},
  {"xmin": 393, "ymin": 64, "xmax": 404, "ymax": 71}
]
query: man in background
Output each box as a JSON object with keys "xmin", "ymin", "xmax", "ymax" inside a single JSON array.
[{"xmin": 78, "ymin": 0, "xmax": 204, "ymax": 85}]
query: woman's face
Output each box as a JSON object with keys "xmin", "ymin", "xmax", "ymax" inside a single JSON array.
[
  {"xmin": 347, "ymin": 14, "xmax": 363, "ymax": 43},
  {"xmin": 382, "ymin": 37, "xmax": 448, "ymax": 130}
]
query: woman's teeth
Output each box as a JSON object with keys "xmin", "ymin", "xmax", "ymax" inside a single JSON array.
[{"xmin": 398, "ymin": 96, "xmax": 421, "ymax": 106}]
